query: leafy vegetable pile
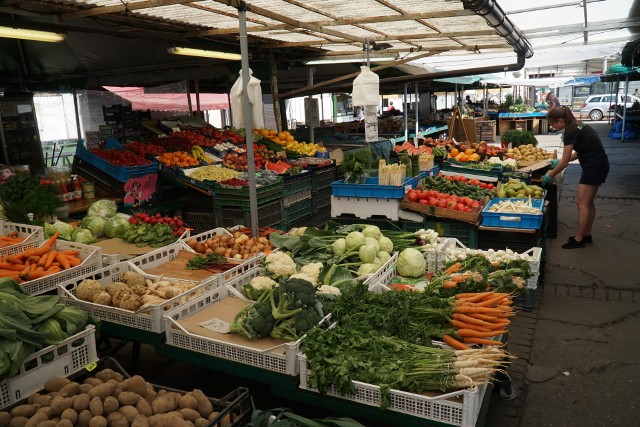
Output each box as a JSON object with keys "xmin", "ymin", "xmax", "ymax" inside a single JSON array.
[
  {"xmin": 0, "ymin": 278, "xmax": 95, "ymax": 381},
  {"xmin": 185, "ymin": 253, "xmax": 227, "ymax": 270}
]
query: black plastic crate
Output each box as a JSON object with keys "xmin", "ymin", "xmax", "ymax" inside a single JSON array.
[
  {"xmin": 182, "ymin": 209, "xmax": 216, "ymax": 234},
  {"xmin": 478, "ymin": 215, "xmax": 547, "ymax": 252},
  {"xmin": 3, "ymin": 358, "xmax": 252, "ymax": 427},
  {"xmin": 401, "ymin": 218, "xmax": 479, "ymax": 248},
  {"xmin": 311, "ymin": 206, "xmax": 332, "ymax": 228},
  {"xmin": 311, "ymin": 186, "xmax": 332, "ymax": 211},
  {"xmin": 545, "ymin": 184, "xmax": 558, "ymax": 238},
  {"xmin": 279, "ymin": 214, "xmax": 312, "ymax": 231},
  {"xmin": 514, "ymin": 288, "xmax": 536, "ymax": 311},
  {"xmin": 334, "ymin": 215, "xmax": 401, "ymax": 231},
  {"xmin": 214, "ymin": 200, "xmax": 283, "ymax": 229},
  {"xmin": 311, "ymin": 166, "xmax": 337, "ymax": 193}
]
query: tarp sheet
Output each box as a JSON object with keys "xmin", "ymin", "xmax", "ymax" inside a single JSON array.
[{"xmin": 103, "ymin": 86, "xmax": 229, "ymax": 111}]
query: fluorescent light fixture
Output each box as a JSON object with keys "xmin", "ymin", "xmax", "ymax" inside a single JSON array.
[
  {"xmin": 0, "ymin": 26, "xmax": 65, "ymax": 43},
  {"xmin": 305, "ymin": 55, "xmax": 398, "ymax": 65},
  {"xmin": 167, "ymin": 46, "xmax": 241, "ymax": 60}
]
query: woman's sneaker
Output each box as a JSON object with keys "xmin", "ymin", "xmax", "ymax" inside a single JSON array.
[
  {"xmin": 562, "ymin": 237, "xmax": 585, "ymax": 249},
  {"xmin": 583, "ymin": 235, "xmax": 593, "ymax": 243}
]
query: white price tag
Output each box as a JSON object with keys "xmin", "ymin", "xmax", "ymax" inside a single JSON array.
[
  {"xmin": 404, "ymin": 184, "xmax": 411, "ymax": 192},
  {"xmin": 199, "ymin": 318, "xmax": 230, "ymax": 334}
]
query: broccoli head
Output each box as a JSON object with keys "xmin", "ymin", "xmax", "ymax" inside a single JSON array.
[
  {"xmin": 271, "ymin": 306, "xmax": 322, "ymax": 341},
  {"xmin": 230, "ymin": 290, "xmax": 276, "ymax": 340},
  {"xmin": 271, "ymin": 278, "xmax": 317, "ymax": 320}
]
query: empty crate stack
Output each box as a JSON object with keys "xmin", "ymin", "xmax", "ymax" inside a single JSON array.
[
  {"xmin": 310, "ymin": 163, "xmax": 337, "ymax": 227},
  {"xmin": 213, "ymin": 179, "xmax": 284, "ymax": 228},
  {"xmin": 282, "ymin": 172, "xmax": 313, "ymax": 229}
]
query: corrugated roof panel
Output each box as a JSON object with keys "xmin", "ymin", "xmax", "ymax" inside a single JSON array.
[
  {"xmin": 427, "ymin": 16, "xmax": 492, "ymax": 32},
  {"xmin": 255, "ymin": 31, "xmax": 328, "ymax": 43},
  {"xmin": 382, "ymin": 0, "xmax": 465, "ymax": 13},
  {"xmin": 244, "ymin": 0, "xmax": 329, "ymax": 22},
  {"xmin": 328, "ymin": 25, "xmax": 387, "ymax": 39},
  {"xmin": 299, "ymin": 0, "xmax": 398, "ymax": 18},
  {"xmin": 135, "ymin": 5, "xmax": 235, "ymax": 28},
  {"xmin": 369, "ymin": 21, "xmax": 439, "ymax": 35}
]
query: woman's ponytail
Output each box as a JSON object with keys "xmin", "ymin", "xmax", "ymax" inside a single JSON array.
[{"xmin": 547, "ymin": 106, "xmax": 580, "ymax": 129}]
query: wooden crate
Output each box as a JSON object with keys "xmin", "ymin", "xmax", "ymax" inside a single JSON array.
[{"xmin": 475, "ymin": 120, "xmax": 496, "ymax": 142}]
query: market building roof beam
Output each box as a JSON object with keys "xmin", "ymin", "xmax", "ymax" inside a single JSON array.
[{"xmin": 59, "ymin": 0, "xmax": 198, "ymax": 21}]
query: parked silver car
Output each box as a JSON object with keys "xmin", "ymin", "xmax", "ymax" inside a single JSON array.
[{"xmin": 579, "ymin": 94, "xmax": 640, "ymax": 121}]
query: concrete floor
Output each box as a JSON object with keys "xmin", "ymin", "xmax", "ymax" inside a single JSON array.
[{"xmin": 108, "ymin": 121, "xmax": 640, "ymax": 426}]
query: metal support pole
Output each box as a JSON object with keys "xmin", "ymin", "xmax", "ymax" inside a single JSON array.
[
  {"xmin": 195, "ymin": 79, "xmax": 201, "ymax": 115},
  {"xmin": 239, "ymin": 7, "xmax": 258, "ymax": 236},
  {"xmin": 583, "ymin": 1, "xmax": 589, "ymax": 43},
  {"xmin": 308, "ymin": 67, "xmax": 315, "ymax": 144},
  {"xmin": 403, "ymin": 83, "xmax": 408, "ymax": 142},
  {"xmin": 186, "ymin": 80, "xmax": 193, "ymax": 115},
  {"xmin": 269, "ymin": 50, "xmax": 282, "ymax": 132},
  {"xmin": 365, "ymin": 39, "xmax": 371, "ymax": 68},
  {"xmin": 73, "ymin": 89, "xmax": 82, "ymax": 140},
  {"xmin": 622, "ymin": 74, "xmax": 629, "ymax": 143},
  {"xmin": 226, "ymin": 84, "xmax": 233, "ymax": 127},
  {"xmin": 414, "ymin": 82, "xmax": 419, "ymax": 145}
]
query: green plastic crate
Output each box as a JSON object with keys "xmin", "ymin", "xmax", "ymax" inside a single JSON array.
[
  {"xmin": 213, "ymin": 179, "xmax": 283, "ymax": 199},
  {"xmin": 401, "ymin": 219, "xmax": 478, "ymax": 248},
  {"xmin": 214, "ymin": 200, "xmax": 283, "ymax": 229},
  {"xmin": 283, "ymin": 198, "xmax": 313, "ymax": 224},
  {"xmin": 283, "ymin": 175, "xmax": 312, "ymax": 197},
  {"xmin": 214, "ymin": 190, "xmax": 283, "ymax": 208},
  {"xmin": 333, "ymin": 215, "xmax": 402, "ymax": 231}
]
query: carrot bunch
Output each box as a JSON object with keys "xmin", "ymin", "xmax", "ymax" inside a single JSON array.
[
  {"xmin": 0, "ymin": 232, "xmax": 83, "ymax": 282},
  {"xmin": 0, "ymin": 231, "xmax": 26, "ymax": 248},
  {"xmin": 442, "ymin": 291, "xmax": 514, "ymax": 350}
]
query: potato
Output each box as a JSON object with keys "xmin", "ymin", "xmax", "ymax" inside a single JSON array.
[
  {"xmin": 89, "ymin": 397, "xmax": 104, "ymax": 417},
  {"xmin": 194, "ymin": 419, "xmax": 209, "ymax": 427},
  {"xmin": 118, "ymin": 405, "xmax": 139, "ymax": 423},
  {"xmin": 24, "ymin": 411, "xmax": 49, "ymax": 427},
  {"xmin": 73, "ymin": 394, "xmax": 91, "ymax": 412},
  {"xmin": 60, "ymin": 408, "xmax": 78, "ymax": 425},
  {"xmin": 88, "ymin": 415, "xmax": 107, "ymax": 427},
  {"xmin": 0, "ymin": 411, "xmax": 8, "ymax": 425},
  {"xmin": 50, "ymin": 396, "xmax": 74, "ymax": 416},
  {"xmin": 207, "ymin": 411, "xmax": 219, "ymax": 422},
  {"xmin": 131, "ymin": 414, "xmax": 150, "ymax": 427},
  {"xmin": 135, "ymin": 399, "xmax": 152, "ymax": 418},
  {"xmin": 58, "ymin": 382, "xmax": 80, "ymax": 398},
  {"xmin": 107, "ymin": 379, "xmax": 119, "ymax": 387},
  {"xmin": 34, "ymin": 421, "xmax": 57, "ymax": 427},
  {"xmin": 37, "ymin": 407, "xmax": 53, "ymax": 419},
  {"xmin": 8, "ymin": 416, "xmax": 28, "ymax": 427},
  {"xmin": 149, "ymin": 413, "xmax": 189, "ymax": 427},
  {"xmin": 102, "ymin": 396, "xmax": 119, "ymax": 415},
  {"xmin": 178, "ymin": 395, "xmax": 198, "ymax": 411},
  {"xmin": 144, "ymin": 384, "xmax": 156, "ymax": 404},
  {"xmin": 77, "ymin": 410, "xmax": 92, "ymax": 427},
  {"xmin": 118, "ymin": 391, "xmax": 140, "ymax": 406},
  {"xmin": 126, "ymin": 376, "xmax": 147, "ymax": 397},
  {"xmin": 56, "ymin": 420, "xmax": 73, "ymax": 427},
  {"xmin": 179, "ymin": 408, "xmax": 200, "ymax": 423},
  {"xmin": 88, "ymin": 383, "xmax": 115, "ymax": 400},
  {"xmin": 191, "ymin": 389, "xmax": 212, "ymax": 418},
  {"xmin": 94, "ymin": 369, "xmax": 118, "ymax": 383},
  {"xmin": 11, "ymin": 404, "xmax": 37, "ymax": 418},
  {"xmin": 151, "ymin": 394, "xmax": 179, "ymax": 415},
  {"xmin": 28, "ymin": 394, "xmax": 53, "ymax": 407},
  {"xmin": 185, "ymin": 422, "xmax": 195, "ymax": 427},
  {"xmin": 45, "ymin": 378, "xmax": 70, "ymax": 393},
  {"xmin": 106, "ymin": 412, "xmax": 128, "ymax": 427},
  {"xmin": 80, "ymin": 384, "xmax": 94, "ymax": 394},
  {"xmin": 83, "ymin": 378, "xmax": 103, "ymax": 387}
]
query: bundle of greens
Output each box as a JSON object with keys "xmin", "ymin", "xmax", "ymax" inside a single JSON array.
[
  {"xmin": 304, "ymin": 325, "xmax": 508, "ymax": 409},
  {"xmin": 186, "ymin": 252, "xmax": 227, "ymax": 270},
  {"xmin": 0, "ymin": 175, "xmax": 61, "ymax": 220},
  {"xmin": 341, "ymin": 148, "xmax": 373, "ymax": 184},
  {"xmin": 121, "ymin": 223, "xmax": 178, "ymax": 247},
  {"xmin": 0, "ymin": 278, "xmax": 95, "ymax": 381}
]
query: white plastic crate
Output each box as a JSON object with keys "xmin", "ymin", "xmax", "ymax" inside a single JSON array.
[
  {"xmin": 283, "ymin": 188, "xmax": 311, "ymax": 207},
  {"xmin": 362, "ymin": 252, "xmax": 398, "ymax": 287},
  {"xmin": 21, "ymin": 240, "xmax": 103, "ymax": 295},
  {"xmin": 100, "ymin": 229, "xmax": 191, "ymax": 267},
  {"xmin": 129, "ymin": 241, "xmax": 266, "ymax": 284},
  {"xmin": 0, "ymin": 325, "xmax": 98, "ymax": 409},
  {"xmin": 298, "ymin": 353, "xmax": 488, "ymax": 427},
  {"xmin": 163, "ymin": 267, "xmax": 301, "ymax": 376},
  {"xmin": 331, "ymin": 196, "xmax": 402, "ymax": 221},
  {"xmin": 0, "ymin": 221, "xmax": 44, "ymax": 257},
  {"xmin": 58, "ymin": 262, "xmax": 219, "ymax": 333},
  {"xmin": 179, "ymin": 227, "xmax": 232, "ymax": 244}
]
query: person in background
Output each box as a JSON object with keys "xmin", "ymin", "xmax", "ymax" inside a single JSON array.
[
  {"xmin": 542, "ymin": 106, "xmax": 609, "ymax": 249},
  {"xmin": 633, "ymin": 88, "xmax": 638, "ymax": 97},
  {"xmin": 546, "ymin": 91, "xmax": 560, "ymax": 108},
  {"xmin": 387, "ymin": 101, "xmax": 396, "ymax": 111}
]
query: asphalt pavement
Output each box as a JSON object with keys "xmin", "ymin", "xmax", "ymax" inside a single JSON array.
[{"xmin": 488, "ymin": 121, "xmax": 640, "ymax": 427}]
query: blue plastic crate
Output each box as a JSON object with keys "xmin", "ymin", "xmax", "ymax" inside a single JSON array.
[
  {"xmin": 331, "ymin": 172, "xmax": 427, "ymax": 199},
  {"xmin": 481, "ymin": 198, "xmax": 544, "ymax": 229},
  {"xmin": 75, "ymin": 140, "xmax": 157, "ymax": 182}
]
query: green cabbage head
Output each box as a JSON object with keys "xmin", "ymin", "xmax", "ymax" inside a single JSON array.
[
  {"xmin": 104, "ymin": 215, "xmax": 131, "ymax": 238},
  {"xmin": 396, "ymin": 248, "xmax": 426, "ymax": 278}
]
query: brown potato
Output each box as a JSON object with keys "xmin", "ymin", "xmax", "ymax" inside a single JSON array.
[
  {"xmin": 102, "ymin": 396, "xmax": 119, "ymax": 415},
  {"xmin": 79, "ymin": 384, "xmax": 94, "ymax": 394},
  {"xmin": 88, "ymin": 415, "xmax": 107, "ymax": 427},
  {"xmin": 24, "ymin": 411, "xmax": 49, "ymax": 427},
  {"xmin": 94, "ymin": 369, "xmax": 118, "ymax": 383},
  {"xmin": 194, "ymin": 419, "xmax": 209, "ymax": 427},
  {"xmin": 60, "ymin": 408, "xmax": 78, "ymax": 424},
  {"xmin": 56, "ymin": 420, "xmax": 73, "ymax": 427},
  {"xmin": 191, "ymin": 389, "xmax": 213, "ymax": 418},
  {"xmin": 131, "ymin": 414, "xmax": 150, "ymax": 427},
  {"xmin": 179, "ymin": 408, "xmax": 200, "ymax": 423},
  {"xmin": 73, "ymin": 394, "xmax": 91, "ymax": 412},
  {"xmin": 83, "ymin": 378, "xmax": 103, "ymax": 387},
  {"xmin": 149, "ymin": 413, "xmax": 190, "ymax": 427},
  {"xmin": 44, "ymin": 378, "xmax": 70, "ymax": 393},
  {"xmin": 117, "ymin": 391, "xmax": 140, "ymax": 406},
  {"xmin": 0, "ymin": 412, "xmax": 9, "ymax": 426},
  {"xmin": 178, "ymin": 395, "xmax": 198, "ymax": 411},
  {"xmin": 151, "ymin": 394, "xmax": 179, "ymax": 415},
  {"xmin": 135, "ymin": 399, "xmax": 152, "ymax": 417},
  {"xmin": 34, "ymin": 421, "xmax": 57, "ymax": 427},
  {"xmin": 10, "ymin": 404, "xmax": 37, "ymax": 418},
  {"xmin": 89, "ymin": 396, "xmax": 104, "ymax": 417},
  {"xmin": 118, "ymin": 405, "xmax": 139, "ymax": 423},
  {"xmin": 77, "ymin": 410, "xmax": 92, "ymax": 427},
  {"xmin": 58, "ymin": 382, "xmax": 80, "ymax": 398},
  {"xmin": 88, "ymin": 383, "xmax": 115, "ymax": 400},
  {"xmin": 28, "ymin": 394, "xmax": 52, "ymax": 407},
  {"xmin": 106, "ymin": 412, "xmax": 129, "ymax": 427},
  {"xmin": 126, "ymin": 376, "xmax": 147, "ymax": 397},
  {"xmin": 50, "ymin": 396, "xmax": 74, "ymax": 417},
  {"xmin": 8, "ymin": 416, "xmax": 29, "ymax": 427},
  {"xmin": 37, "ymin": 407, "xmax": 53, "ymax": 419}
]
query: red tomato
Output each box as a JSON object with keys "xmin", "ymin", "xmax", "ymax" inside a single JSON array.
[
  {"xmin": 456, "ymin": 203, "xmax": 466, "ymax": 211},
  {"xmin": 487, "ymin": 183, "xmax": 494, "ymax": 190},
  {"xmin": 427, "ymin": 197, "xmax": 437, "ymax": 206},
  {"xmin": 408, "ymin": 190, "xmax": 418, "ymax": 202},
  {"xmin": 436, "ymin": 200, "xmax": 447, "ymax": 208},
  {"xmin": 419, "ymin": 199, "xmax": 429, "ymax": 205}
]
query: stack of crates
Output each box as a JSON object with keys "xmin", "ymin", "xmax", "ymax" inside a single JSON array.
[
  {"xmin": 213, "ymin": 180, "xmax": 284, "ymax": 228},
  {"xmin": 545, "ymin": 183, "xmax": 558, "ymax": 238},
  {"xmin": 281, "ymin": 172, "xmax": 313, "ymax": 230},
  {"xmin": 401, "ymin": 218, "xmax": 479, "ymax": 249},
  {"xmin": 310, "ymin": 163, "xmax": 337, "ymax": 228}
]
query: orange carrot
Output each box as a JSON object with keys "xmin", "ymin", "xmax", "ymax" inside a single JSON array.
[
  {"xmin": 37, "ymin": 255, "xmax": 47, "ymax": 268},
  {"xmin": 443, "ymin": 280, "xmax": 457, "ymax": 289},
  {"xmin": 0, "ymin": 262, "xmax": 25, "ymax": 271},
  {"xmin": 466, "ymin": 313, "xmax": 510, "ymax": 325},
  {"xmin": 462, "ymin": 337, "xmax": 503, "ymax": 346},
  {"xmin": 45, "ymin": 266, "xmax": 61, "ymax": 274},
  {"xmin": 61, "ymin": 250, "xmax": 79, "ymax": 256},
  {"xmin": 457, "ymin": 328, "xmax": 506, "ymax": 338},
  {"xmin": 455, "ymin": 292, "xmax": 494, "ymax": 299},
  {"xmin": 455, "ymin": 306, "xmax": 506, "ymax": 315},
  {"xmin": 67, "ymin": 257, "xmax": 81, "ymax": 267},
  {"xmin": 0, "ymin": 271, "xmax": 20, "ymax": 280},
  {"xmin": 451, "ymin": 319, "xmax": 491, "ymax": 332},
  {"xmin": 444, "ymin": 262, "xmax": 463, "ymax": 275},
  {"xmin": 442, "ymin": 334, "xmax": 470, "ymax": 350},
  {"xmin": 55, "ymin": 254, "xmax": 70, "ymax": 270},
  {"xmin": 20, "ymin": 264, "xmax": 30, "ymax": 276},
  {"xmin": 27, "ymin": 255, "xmax": 40, "ymax": 265},
  {"xmin": 45, "ymin": 231, "xmax": 59, "ymax": 246},
  {"xmin": 477, "ymin": 294, "xmax": 508, "ymax": 308},
  {"xmin": 453, "ymin": 313, "xmax": 496, "ymax": 327},
  {"xmin": 44, "ymin": 251, "xmax": 58, "ymax": 269},
  {"xmin": 5, "ymin": 255, "xmax": 23, "ymax": 264},
  {"xmin": 22, "ymin": 270, "xmax": 51, "ymax": 280}
]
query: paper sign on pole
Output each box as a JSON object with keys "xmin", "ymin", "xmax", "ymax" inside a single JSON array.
[{"xmin": 364, "ymin": 106, "xmax": 378, "ymax": 143}]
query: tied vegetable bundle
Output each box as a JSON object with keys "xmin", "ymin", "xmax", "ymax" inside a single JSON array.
[
  {"xmin": 304, "ymin": 325, "xmax": 510, "ymax": 409},
  {"xmin": 0, "ymin": 278, "xmax": 95, "ymax": 381},
  {"xmin": 0, "ymin": 232, "xmax": 84, "ymax": 283}
]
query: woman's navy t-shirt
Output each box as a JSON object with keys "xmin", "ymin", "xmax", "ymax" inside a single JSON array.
[{"xmin": 563, "ymin": 123, "xmax": 608, "ymax": 167}]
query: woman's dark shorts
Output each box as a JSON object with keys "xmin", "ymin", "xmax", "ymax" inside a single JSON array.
[{"xmin": 580, "ymin": 157, "xmax": 609, "ymax": 186}]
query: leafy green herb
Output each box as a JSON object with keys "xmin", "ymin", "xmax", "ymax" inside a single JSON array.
[
  {"xmin": 186, "ymin": 253, "xmax": 227, "ymax": 270},
  {"xmin": 341, "ymin": 148, "xmax": 373, "ymax": 184},
  {"xmin": 0, "ymin": 175, "xmax": 40, "ymax": 202},
  {"xmin": 122, "ymin": 223, "xmax": 178, "ymax": 247}
]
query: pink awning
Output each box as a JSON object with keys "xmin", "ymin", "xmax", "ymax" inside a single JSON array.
[{"xmin": 103, "ymin": 86, "xmax": 229, "ymax": 111}]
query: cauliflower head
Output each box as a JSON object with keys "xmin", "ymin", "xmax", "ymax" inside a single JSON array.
[
  {"xmin": 300, "ymin": 262, "xmax": 323, "ymax": 283},
  {"xmin": 289, "ymin": 272, "xmax": 317, "ymax": 286},
  {"xmin": 316, "ymin": 285, "xmax": 341, "ymax": 297},
  {"xmin": 243, "ymin": 276, "xmax": 278, "ymax": 301},
  {"xmin": 263, "ymin": 252, "xmax": 297, "ymax": 279}
]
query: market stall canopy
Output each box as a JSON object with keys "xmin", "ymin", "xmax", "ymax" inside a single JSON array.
[
  {"xmin": 480, "ymin": 76, "xmax": 578, "ymax": 88},
  {"xmin": 102, "ymin": 86, "xmax": 229, "ymax": 111}
]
